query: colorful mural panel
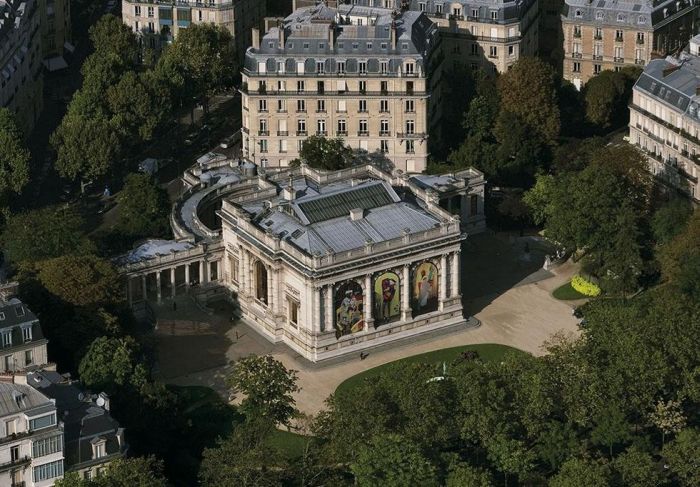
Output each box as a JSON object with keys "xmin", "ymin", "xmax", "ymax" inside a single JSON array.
[
  {"xmin": 412, "ymin": 261, "xmax": 438, "ymax": 316},
  {"xmin": 373, "ymin": 271, "xmax": 400, "ymax": 325},
  {"xmin": 335, "ymin": 280, "xmax": 364, "ymax": 338}
]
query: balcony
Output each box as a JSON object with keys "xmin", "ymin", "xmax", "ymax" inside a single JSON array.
[
  {"xmin": 615, "ymin": 36, "xmax": 624, "ymax": 42},
  {"xmin": 592, "ymin": 54, "xmax": 603, "ymax": 60},
  {"xmin": 0, "ymin": 456, "xmax": 31, "ymax": 473},
  {"xmin": 379, "ymin": 131, "xmax": 391, "ymax": 136},
  {"xmin": 594, "ymin": 34, "xmax": 602, "ymax": 40},
  {"xmin": 397, "ymin": 132, "xmax": 426, "ymax": 139},
  {"xmin": 316, "ymin": 131, "xmax": 328, "ymax": 136},
  {"xmin": 573, "ymin": 31, "xmax": 581, "ymax": 38},
  {"xmin": 336, "ymin": 130, "xmax": 347, "ymax": 136},
  {"xmin": 571, "ymin": 52, "xmax": 582, "ymax": 59},
  {"xmin": 614, "ymin": 57, "xmax": 625, "ymax": 63},
  {"xmin": 636, "ymin": 37, "xmax": 645, "ymax": 44},
  {"xmin": 449, "ymin": 14, "xmax": 465, "ymax": 20},
  {"xmin": 296, "ymin": 131, "xmax": 307, "ymax": 136},
  {"xmin": 635, "ymin": 59, "xmax": 645, "ymax": 65},
  {"xmin": 277, "ymin": 131, "xmax": 288, "ymax": 136},
  {"xmin": 357, "ymin": 131, "xmax": 369, "ymax": 137},
  {"xmin": 258, "ymin": 130, "xmax": 269, "ymax": 136}
]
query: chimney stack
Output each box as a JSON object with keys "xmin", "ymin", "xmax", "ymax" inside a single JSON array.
[
  {"xmin": 391, "ymin": 21, "xmax": 397, "ymax": 50},
  {"xmin": 328, "ymin": 23, "xmax": 335, "ymax": 50},
  {"xmin": 252, "ymin": 28, "xmax": 260, "ymax": 50},
  {"xmin": 278, "ymin": 21, "xmax": 285, "ymax": 48}
]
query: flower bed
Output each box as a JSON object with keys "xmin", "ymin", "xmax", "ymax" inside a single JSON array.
[{"xmin": 571, "ymin": 275, "xmax": 601, "ymax": 297}]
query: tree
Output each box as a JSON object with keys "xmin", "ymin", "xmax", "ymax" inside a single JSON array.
[
  {"xmin": 88, "ymin": 14, "xmax": 139, "ymax": 66},
  {"xmin": 0, "ymin": 108, "xmax": 30, "ymax": 207},
  {"xmin": 292, "ymin": 136, "xmax": 353, "ymax": 170},
  {"xmin": 0, "ymin": 205, "xmax": 92, "ymax": 264},
  {"xmin": 590, "ymin": 405, "xmax": 631, "ymax": 457},
  {"xmin": 583, "ymin": 70, "xmax": 627, "ymax": 129},
  {"xmin": 446, "ymin": 463, "xmax": 494, "ymax": 487},
  {"xmin": 55, "ymin": 457, "xmax": 167, "ymax": 487},
  {"xmin": 351, "ymin": 434, "xmax": 438, "ymax": 487},
  {"xmin": 158, "ymin": 23, "xmax": 235, "ymax": 108},
  {"xmin": 78, "ymin": 336, "xmax": 148, "ymax": 393},
  {"xmin": 497, "ymin": 57, "xmax": 560, "ymax": 145},
  {"xmin": 484, "ymin": 434, "xmax": 536, "ymax": 486},
  {"xmin": 491, "ymin": 110, "xmax": 550, "ymax": 186},
  {"xmin": 649, "ymin": 399, "xmax": 686, "ymax": 447},
  {"xmin": 227, "ymin": 355, "xmax": 300, "ymax": 426},
  {"xmin": 659, "ymin": 213, "xmax": 700, "ymax": 286},
  {"xmin": 550, "ymin": 458, "xmax": 610, "ymax": 487},
  {"xmin": 51, "ymin": 111, "xmax": 121, "ymax": 183},
  {"xmin": 37, "ymin": 254, "xmax": 122, "ymax": 307},
  {"xmin": 116, "ymin": 173, "xmax": 171, "ymax": 237},
  {"xmin": 652, "ymin": 197, "xmax": 693, "ymax": 244},
  {"xmin": 200, "ymin": 418, "xmax": 283, "ymax": 487},
  {"xmin": 612, "ymin": 447, "xmax": 664, "ymax": 487},
  {"xmin": 662, "ymin": 429, "xmax": 700, "ymax": 487}
]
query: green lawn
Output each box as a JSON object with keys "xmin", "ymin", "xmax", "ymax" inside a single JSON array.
[
  {"xmin": 335, "ymin": 343, "xmax": 525, "ymax": 396},
  {"xmin": 552, "ymin": 282, "xmax": 587, "ymax": 300}
]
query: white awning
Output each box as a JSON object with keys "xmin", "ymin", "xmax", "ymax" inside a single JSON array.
[
  {"xmin": 43, "ymin": 56, "xmax": 68, "ymax": 72},
  {"xmin": 63, "ymin": 41, "xmax": 76, "ymax": 53}
]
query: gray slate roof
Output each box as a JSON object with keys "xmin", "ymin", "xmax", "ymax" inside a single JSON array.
[
  {"xmin": 634, "ymin": 42, "xmax": 700, "ymax": 120},
  {"xmin": 563, "ymin": 0, "xmax": 697, "ymax": 28},
  {"xmin": 0, "ymin": 382, "xmax": 53, "ymax": 417},
  {"xmin": 246, "ymin": 178, "xmax": 441, "ymax": 255}
]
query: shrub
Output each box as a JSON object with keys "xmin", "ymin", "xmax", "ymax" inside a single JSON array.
[{"xmin": 571, "ymin": 275, "xmax": 601, "ymax": 297}]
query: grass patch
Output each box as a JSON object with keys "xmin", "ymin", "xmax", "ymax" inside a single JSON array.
[
  {"xmin": 268, "ymin": 429, "xmax": 310, "ymax": 459},
  {"xmin": 335, "ymin": 343, "xmax": 525, "ymax": 396},
  {"xmin": 552, "ymin": 281, "xmax": 587, "ymax": 300}
]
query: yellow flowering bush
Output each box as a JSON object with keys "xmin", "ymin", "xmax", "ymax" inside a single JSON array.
[{"xmin": 571, "ymin": 275, "xmax": 601, "ymax": 297}]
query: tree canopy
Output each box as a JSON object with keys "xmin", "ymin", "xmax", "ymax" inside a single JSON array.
[
  {"xmin": 0, "ymin": 108, "xmax": 30, "ymax": 207},
  {"xmin": 292, "ymin": 136, "xmax": 353, "ymax": 170},
  {"xmin": 55, "ymin": 457, "xmax": 167, "ymax": 487},
  {"xmin": 37, "ymin": 254, "xmax": 122, "ymax": 307},
  {"xmin": 116, "ymin": 173, "xmax": 171, "ymax": 237}
]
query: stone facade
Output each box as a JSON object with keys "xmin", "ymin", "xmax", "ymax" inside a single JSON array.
[
  {"xmin": 562, "ymin": 0, "xmax": 699, "ymax": 88},
  {"xmin": 0, "ymin": 298, "xmax": 50, "ymax": 376},
  {"xmin": 120, "ymin": 0, "xmax": 266, "ymax": 65},
  {"xmin": 0, "ymin": 382, "xmax": 64, "ymax": 487},
  {"xmin": 0, "ymin": 0, "xmax": 44, "ymax": 133},
  {"xmin": 119, "ymin": 161, "xmax": 486, "ymax": 363},
  {"xmin": 40, "ymin": 0, "xmax": 71, "ymax": 59},
  {"xmin": 241, "ymin": 4, "xmax": 442, "ymax": 173},
  {"xmin": 629, "ymin": 34, "xmax": 700, "ymax": 201}
]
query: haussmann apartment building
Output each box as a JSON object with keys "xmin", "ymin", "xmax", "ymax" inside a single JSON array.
[
  {"xmin": 240, "ymin": 3, "xmax": 443, "ymax": 173},
  {"xmin": 563, "ymin": 0, "xmax": 700, "ymax": 89}
]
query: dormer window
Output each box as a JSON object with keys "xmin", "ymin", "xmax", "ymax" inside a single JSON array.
[
  {"xmin": 0, "ymin": 312, "xmax": 4, "ymax": 320},
  {"xmin": 91, "ymin": 438, "xmax": 107, "ymax": 459},
  {"xmin": 15, "ymin": 306, "xmax": 24, "ymax": 317},
  {"xmin": 21, "ymin": 325, "xmax": 32, "ymax": 342},
  {"xmin": 1, "ymin": 330, "xmax": 11, "ymax": 348},
  {"xmin": 596, "ymin": 11, "xmax": 604, "ymax": 20},
  {"xmin": 575, "ymin": 9, "xmax": 582, "ymax": 17},
  {"xmin": 617, "ymin": 13, "xmax": 625, "ymax": 22},
  {"xmin": 638, "ymin": 16, "xmax": 647, "ymax": 24}
]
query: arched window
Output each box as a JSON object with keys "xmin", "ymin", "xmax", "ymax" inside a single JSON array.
[{"xmin": 255, "ymin": 261, "xmax": 268, "ymax": 304}]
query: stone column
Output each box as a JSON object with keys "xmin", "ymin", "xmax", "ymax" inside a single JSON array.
[
  {"xmin": 240, "ymin": 249, "xmax": 249, "ymax": 296},
  {"xmin": 156, "ymin": 271, "xmax": 162, "ymax": 304},
  {"xmin": 266, "ymin": 265, "xmax": 273, "ymax": 308},
  {"xmin": 364, "ymin": 274, "xmax": 374, "ymax": 331},
  {"xmin": 185, "ymin": 263, "xmax": 190, "ymax": 289},
  {"xmin": 401, "ymin": 264, "xmax": 411, "ymax": 321},
  {"xmin": 199, "ymin": 260, "xmax": 206, "ymax": 284},
  {"xmin": 451, "ymin": 251, "xmax": 460, "ymax": 297},
  {"xmin": 170, "ymin": 267, "xmax": 176, "ymax": 299},
  {"xmin": 127, "ymin": 278, "xmax": 133, "ymax": 307},
  {"xmin": 325, "ymin": 284, "xmax": 334, "ymax": 333},
  {"xmin": 142, "ymin": 275, "xmax": 147, "ymax": 301},
  {"xmin": 314, "ymin": 287, "xmax": 322, "ymax": 334},
  {"xmin": 439, "ymin": 254, "xmax": 447, "ymax": 310},
  {"xmin": 272, "ymin": 266, "xmax": 280, "ymax": 313}
]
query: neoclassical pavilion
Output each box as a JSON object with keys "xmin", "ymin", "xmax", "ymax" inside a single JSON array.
[{"xmin": 119, "ymin": 161, "xmax": 485, "ymax": 362}]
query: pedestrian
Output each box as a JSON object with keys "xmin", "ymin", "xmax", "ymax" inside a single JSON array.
[{"xmin": 172, "ymin": 301, "xmax": 177, "ymax": 311}]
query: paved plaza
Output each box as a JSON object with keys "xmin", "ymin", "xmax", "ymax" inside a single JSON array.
[{"xmin": 159, "ymin": 232, "xmax": 581, "ymax": 416}]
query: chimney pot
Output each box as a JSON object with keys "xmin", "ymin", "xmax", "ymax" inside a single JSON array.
[{"xmin": 252, "ymin": 28, "xmax": 260, "ymax": 50}]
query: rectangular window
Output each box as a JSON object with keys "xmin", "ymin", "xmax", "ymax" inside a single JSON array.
[
  {"xmin": 338, "ymin": 61, "xmax": 345, "ymax": 74},
  {"xmin": 277, "ymin": 99, "xmax": 286, "ymax": 112},
  {"xmin": 316, "ymin": 61, "xmax": 325, "ymax": 73},
  {"xmin": 2, "ymin": 331, "xmax": 11, "ymax": 347},
  {"xmin": 359, "ymin": 61, "xmax": 367, "ymax": 74},
  {"xmin": 406, "ymin": 140, "xmax": 415, "ymax": 154},
  {"xmin": 317, "ymin": 119, "xmax": 326, "ymax": 135},
  {"xmin": 359, "ymin": 81, "xmax": 367, "ymax": 93},
  {"xmin": 405, "ymin": 62, "xmax": 414, "ymax": 75},
  {"xmin": 134, "ymin": 5, "xmax": 141, "ymax": 16},
  {"xmin": 258, "ymin": 99, "xmax": 267, "ymax": 112},
  {"xmin": 359, "ymin": 100, "xmax": 367, "ymax": 112},
  {"xmin": 288, "ymin": 299, "xmax": 299, "ymax": 328},
  {"xmin": 380, "ymin": 119, "xmax": 390, "ymax": 135},
  {"xmin": 279, "ymin": 139, "xmax": 288, "ymax": 152},
  {"xmin": 380, "ymin": 140, "xmax": 389, "ymax": 153},
  {"xmin": 380, "ymin": 61, "xmax": 388, "ymax": 74},
  {"xmin": 470, "ymin": 195, "xmax": 478, "ymax": 216},
  {"xmin": 317, "ymin": 99, "xmax": 326, "ymax": 112},
  {"xmin": 491, "ymin": 10, "xmax": 498, "ymax": 20},
  {"xmin": 405, "ymin": 99, "xmax": 415, "ymax": 113},
  {"xmin": 359, "ymin": 119, "xmax": 368, "ymax": 135},
  {"xmin": 297, "ymin": 99, "xmax": 306, "ymax": 112},
  {"xmin": 297, "ymin": 119, "xmax": 306, "ymax": 135},
  {"xmin": 297, "ymin": 61, "xmax": 305, "ymax": 74},
  {"xmin": 489, "ymin": 46, "xmax": 497, "ymax": 57},
  {"xmin": 25, "ymin": 349, "xmax": 32, "ymax": 366},
  {"xmin": 29, "ymin": 413, "xmax": 57, "ymax": 432},
  {"xmin": 380, "ymin": 99, "xmax": 389, "ymax": 112},
  {"xmin": 406, "ymin": 120, "xmax": 415, "ymax": 135},
  {"xmin": 33, "ymin": 460, "xmax": 64, "ymax": 482},
  {"xmin": 259, "ymin": 139, "xmax": 268, "ymax": 153},
  {"xmin": 297, "ymin": 80, "xmax": 305, "ymax": 93},
  {"xmin": 337, "ymin": 119, "xmax": 347, "ymax": 135},
  {"xmin": 594, "ymin": 64, "xmax": 602, "ymax": 74},
  {"xmin": 338, "ymin": 100, "xmax": 347, "ymax": 112},
  {"xmin": 32, "ymin": 434, "xmax": 63, "ymax": 458},
  {"xmin": 380, "ymin": 81, "xmax": 388, "ymax": 93},
  {"xmin": 317, "ymin": 81, "xmax": 325, "ymax": 94}
]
